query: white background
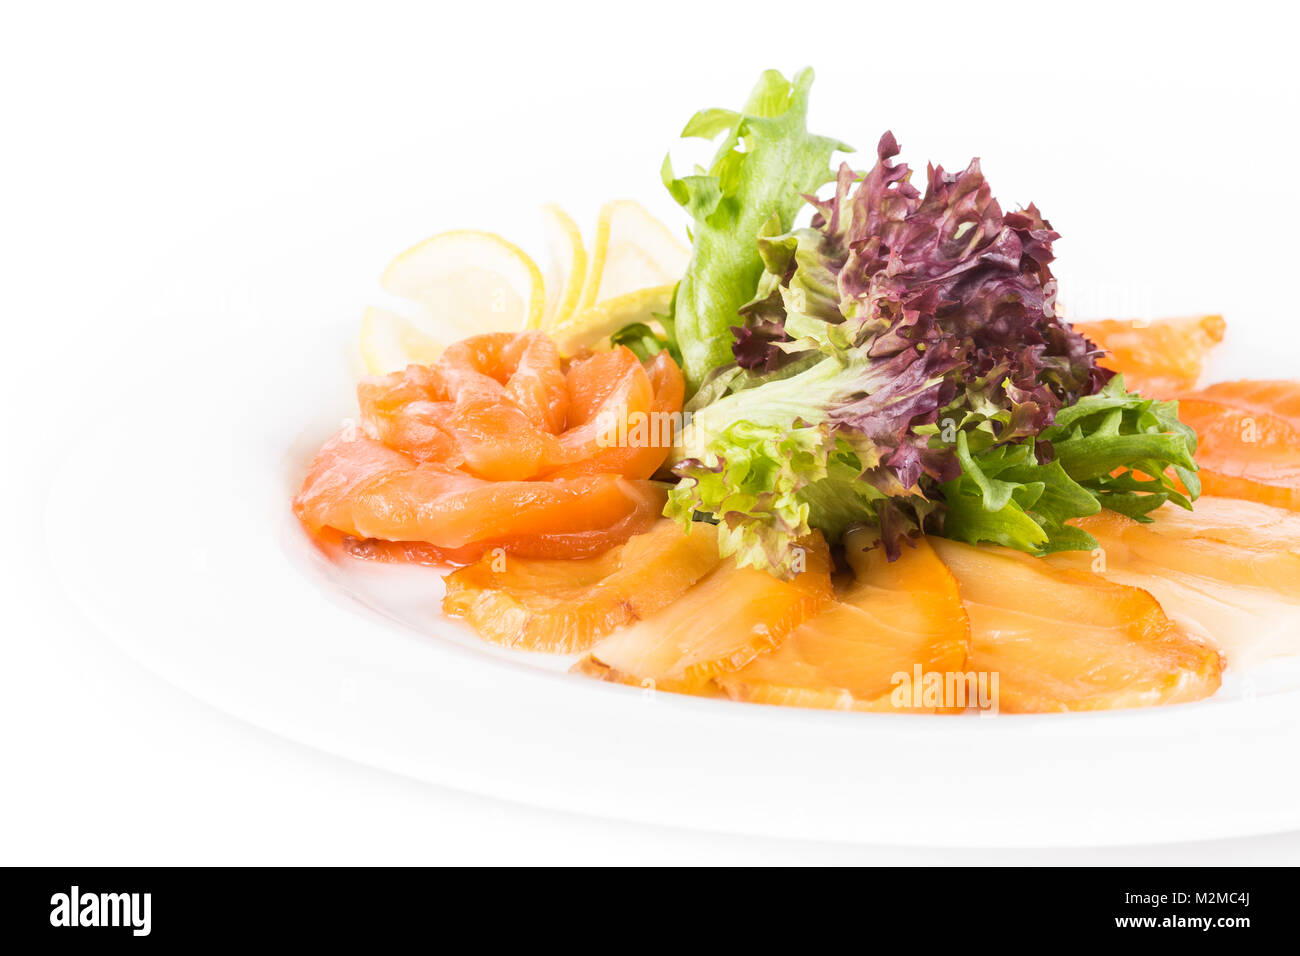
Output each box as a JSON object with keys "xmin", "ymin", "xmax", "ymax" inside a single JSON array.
[{"xmin": 4, "ymin": 1, "xmax": 1299, "ymax": 864}]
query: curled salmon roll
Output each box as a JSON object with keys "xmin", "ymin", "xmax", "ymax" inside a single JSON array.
[
  {"xmin": 294, "ymin": 429, "xmax": 666, "ymax": 562},
  {"xmin": 295, "ymin": 331, "xmax": 685, "ymax": 563}
]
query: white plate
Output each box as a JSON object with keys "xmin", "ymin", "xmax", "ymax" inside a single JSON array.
[{"xmin": 44, "ymin": 193, "xmax": 1300, "ymax": 848}]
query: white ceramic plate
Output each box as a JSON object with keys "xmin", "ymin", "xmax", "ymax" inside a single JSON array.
[{"xmin": 44, "ymin": 198, "xmax": 1300, "ymax": 849}]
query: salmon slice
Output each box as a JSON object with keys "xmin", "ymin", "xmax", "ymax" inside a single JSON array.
[
  {"xmin": 298, "ymin": 332, "xmax": 690, "ymax": 563},
  {"xmin": 1073, "ymin": 315, "xmax": 1225, "ymax": 397},
  {"xmin": 1176, "ymin": 380, "xmax": 1300, "ymax": 511},
  {"xmin": 426, "ymin": 332, "xmax": 569, "ymax": 481},
  {"xmin": 358, "ymin": 335, "xmax": 568, "ymax": 480},
  {"xmin": 542, "ymin": 347, "xmax": 654, "ymax": 476},
  {"xmin": 1048, "ymin": 498, "xmax": 1300, "ymax": 666},
  {"xmin": 929, "ymin": 537, "xmax": 1223, "ymax": 713},
  {"xmin": 716, "ymin": 535, "xmax": 970, "ymax": 712},
  {"xmin": 1185, "ymin": 379, "xmax": 1300, "ymax": 430},
  {"xmin": 573, "ymin": 534, "xmax": 834, "ymax": 693},
  {"xmin": 442, "ymin": 520, "xmax": 722, "ymax": 654},
  {"xmin": 358, "ymin": 338, "xmax": 686, "ymax": 482},
  {"xmin": 356, "ymin": 364, "xmax": 462, "ymax": 466},
  {"xmin": 544, "ymin": 350, "xmax": 686, "ymax": 480},
  {"xmin": 438, "ymin": 332, "xmax": 569, "ymax": 433},
  {"xmin": 293, "ymin": 428, "xmax": 665, "ymax": 561}
]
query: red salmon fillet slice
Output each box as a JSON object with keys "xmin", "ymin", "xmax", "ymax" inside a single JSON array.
[
  {"xmin": 1073, "ymin": 315, "xmax": 1224, "ymax": 397},
  {"xmin": 294, "ymin": 428, "xmax": 665, "ymax": 561},
  {"xmin": 1177, "ymin": 380, "xmax": 1300, "ymax": 512},
  {"xmin": 297, "ymin": 331, "xmax": 688, "ymax": 563}
]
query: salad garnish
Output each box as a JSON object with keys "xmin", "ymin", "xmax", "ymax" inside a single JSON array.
[{"xmin": 651, "ymin": 70, "xmax": 1199, "ymax": 576}]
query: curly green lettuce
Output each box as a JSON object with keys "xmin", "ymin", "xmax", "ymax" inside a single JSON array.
[
  {"xmin": 661, "ymin": 68, "xmax": 849, "ymax": 392},
  {"xmin": 671, "ymin": 374, "xmax": 1198, "ymax": 575},
  {"xmin": 939, "ymin": 376, "xmax": 1200, "ymax": 553}
]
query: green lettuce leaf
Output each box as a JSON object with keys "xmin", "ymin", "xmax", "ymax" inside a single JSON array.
[
  {"xmin": 661, "ymin": 68, "xmax": 849, "ymax": 392},
  {"xmin": 940, "ymin": 432, "xmax": 1101, "ymax": 553},
  {"xmin": 940, "ymin": 376, "xmax": 1199, "ymax": 553}
]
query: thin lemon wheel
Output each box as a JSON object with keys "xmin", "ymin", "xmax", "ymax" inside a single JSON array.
[
  {"xmin": 358, "ymin": 306, "xmax": 445, "ymax": 375},
  {"xmin": 577, "ymin": 201, "xmax": 688, "ymax": 309},
  {"xmin": 540, "ymin": 204, "xmax": 588, "ymax": 328},
  {"xmin": 381, "ymin": 229, "xmax": 545, "ymax": 337}
]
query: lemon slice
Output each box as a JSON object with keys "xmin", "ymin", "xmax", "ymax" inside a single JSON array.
[
  {"xmin": 550, "ymin": 284, "xmax": 675, "ymax": 356},
  {"xmin": 358, "ymin": 306, "xmax": 445, "ymax": 375},
  {"xmin": 381, "ymin": 229, "xmax": 545, "ymax": 337},
  {"xmin": 577, "ymin": 201, "xmax": 688, "ymax": 309},
  {"xmin": 540, "ymin": 204, "xmax": 588, "ymax": 328}
]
